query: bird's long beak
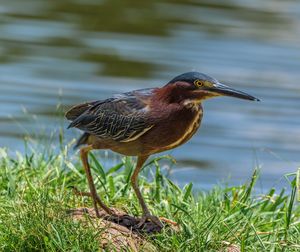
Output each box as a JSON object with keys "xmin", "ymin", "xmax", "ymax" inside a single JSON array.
[{"xmin": 209, "ymin": 82, "xmax": 260, "ymax": 101}]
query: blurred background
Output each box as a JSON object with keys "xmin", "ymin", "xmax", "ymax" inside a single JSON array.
[{"xmin": 0, "ymin": 0, "xmax": 299, "ymax": 191}]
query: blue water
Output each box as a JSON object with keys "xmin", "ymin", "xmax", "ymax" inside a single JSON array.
[{"xmin": 0, "ymin": 0, "xmax": 299, "ymax": 191}]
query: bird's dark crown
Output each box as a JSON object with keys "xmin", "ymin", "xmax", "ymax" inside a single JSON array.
[{"xmin": 168, "ymin": 71, "xmax": 218, "ymax": 85}]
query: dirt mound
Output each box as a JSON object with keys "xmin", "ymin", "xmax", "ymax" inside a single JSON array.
[{"xmin": 68, "ymin": 208, "xmax": 166, "ymax": 251}]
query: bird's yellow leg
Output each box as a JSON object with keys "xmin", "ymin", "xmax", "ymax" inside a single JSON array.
[
  {"xmin": 80, "ymin": 145, "xmax": 113, "ymax": 216},
  {"xmin": 131, "ymin": 155, "xmax": 163, "ymax": 228}
]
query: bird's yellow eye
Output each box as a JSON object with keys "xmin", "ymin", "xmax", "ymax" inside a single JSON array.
[{"xmin": 194, "ymin": 79, "xmax": 204, "ymax": 88}]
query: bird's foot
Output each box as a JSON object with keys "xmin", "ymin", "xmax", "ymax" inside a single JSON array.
[{"xmin": 136, "ymin": 213, "xmax": 164, "ymax": 229}]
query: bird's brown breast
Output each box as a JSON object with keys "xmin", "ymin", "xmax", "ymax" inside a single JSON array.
[{"xmin": 146, "ymin": 103, "xmax": 203, "ymax": 153}]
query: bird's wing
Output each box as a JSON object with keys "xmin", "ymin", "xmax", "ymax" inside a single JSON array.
[{"xmin": 67, "ymin": 88, "xmax": 155, "ymax": 142}]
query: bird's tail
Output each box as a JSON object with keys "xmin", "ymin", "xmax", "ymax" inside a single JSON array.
[{"xmin": 74, "ymin": 132, "xmax": 90, "ymax": 149}]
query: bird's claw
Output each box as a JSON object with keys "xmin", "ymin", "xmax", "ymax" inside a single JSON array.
[{"xmin": 136, "ymin": 213, "xmax": 164, "ymax": 229}]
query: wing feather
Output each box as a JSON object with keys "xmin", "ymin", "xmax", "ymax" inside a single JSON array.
[
  {"xmin": 65, "ymin": 100, "xmax": 100, "ymax": 120},
  {"xmin": 66, "ymin": 89, "xmax": 154, "ymax": 142}
]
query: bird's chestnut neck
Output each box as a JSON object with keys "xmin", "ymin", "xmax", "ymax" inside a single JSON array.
[{"xmin": 154, "ymin": 82, "xmax": 207, "ymax": 105}]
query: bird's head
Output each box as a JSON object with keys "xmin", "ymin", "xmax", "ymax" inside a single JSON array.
[{"xmin": 161, "ymin": 72, "xmax": 259, "ymax": 104}]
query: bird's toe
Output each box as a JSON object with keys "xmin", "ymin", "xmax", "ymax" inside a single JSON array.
[{"xmin": 136, "ymin": 214, "xmax": 164, "ymax": 229}]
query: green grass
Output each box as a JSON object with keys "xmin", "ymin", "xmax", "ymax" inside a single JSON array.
[{"xmin": 0, "ymin": 145, "xmax": 299, "ymax": 251}]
